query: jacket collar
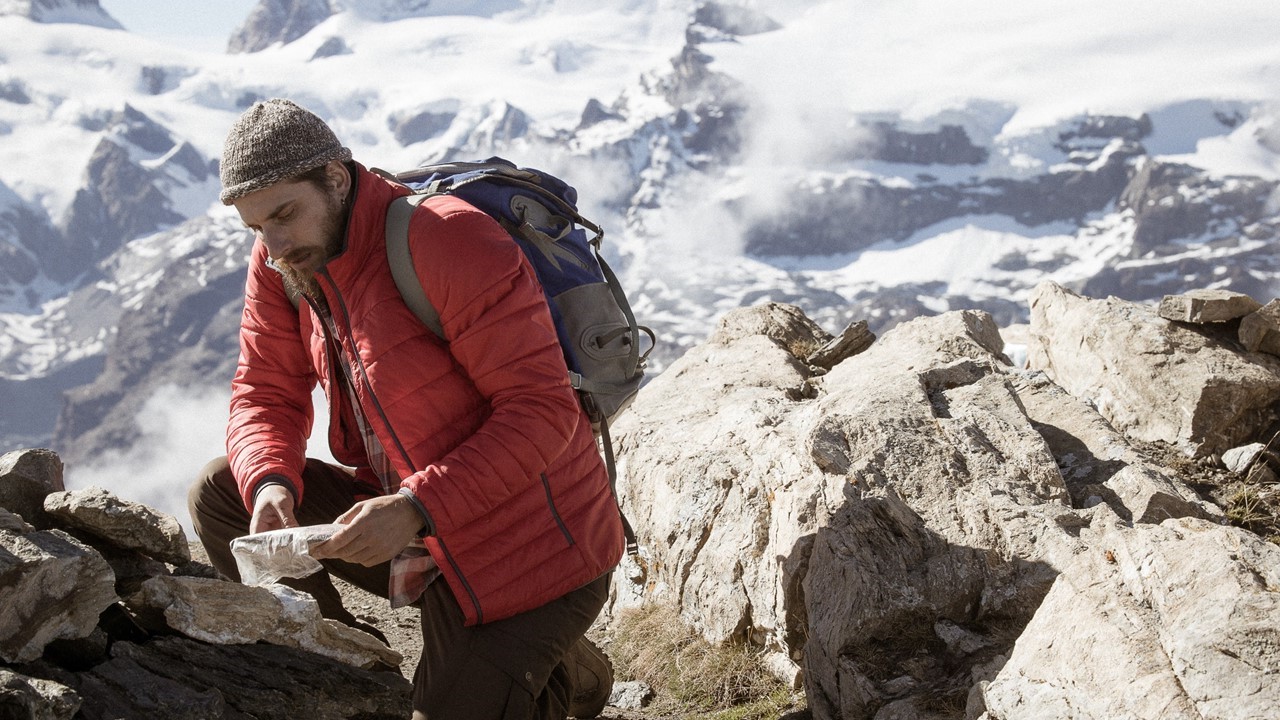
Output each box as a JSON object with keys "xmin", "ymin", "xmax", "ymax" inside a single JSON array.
[{"xmin": 320, "ymin": 162, "xmax": 411, "ymax": 291}]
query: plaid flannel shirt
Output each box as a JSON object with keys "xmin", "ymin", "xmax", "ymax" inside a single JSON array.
[{"xmin": 314, "ymin": 296, "xmax": 438, "ymax": 608}]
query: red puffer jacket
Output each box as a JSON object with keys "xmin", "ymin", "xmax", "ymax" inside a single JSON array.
[{"xmin": 227, "ymin": 163, "xmax": 624, "ymax": 625}]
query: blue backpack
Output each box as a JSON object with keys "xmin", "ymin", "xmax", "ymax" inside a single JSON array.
[{"xmin": 377, "ymin": 157, "xmax": 653, "ymax": 552}]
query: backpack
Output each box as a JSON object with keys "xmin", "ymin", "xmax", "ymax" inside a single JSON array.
[{"xmin": 375, "ymin": 157, "xmax": 653, "ymax": 553}]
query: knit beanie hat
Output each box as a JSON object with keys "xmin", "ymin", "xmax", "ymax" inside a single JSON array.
[{"xmin": 219, "ymin": 99, "xmax": 352, "ymax": 204}]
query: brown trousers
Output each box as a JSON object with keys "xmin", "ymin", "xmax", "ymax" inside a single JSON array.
[{"xmin": 189, "ymin": 457, "xmax": 609, "ymax": 719}]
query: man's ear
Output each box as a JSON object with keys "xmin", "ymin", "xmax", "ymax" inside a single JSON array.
[{"xmin": 325, "ymin": 160, "xmax": 351, "ymax": 198}]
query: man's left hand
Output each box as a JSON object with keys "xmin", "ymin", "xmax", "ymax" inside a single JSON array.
[{"xmin": 311, "ymin": 494, "xmax": 425, "ymax": 566}]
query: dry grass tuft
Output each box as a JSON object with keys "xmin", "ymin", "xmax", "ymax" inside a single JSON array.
[{"xmin": 610, "ymin": 603, "xmax": 805, "ymax": 720}]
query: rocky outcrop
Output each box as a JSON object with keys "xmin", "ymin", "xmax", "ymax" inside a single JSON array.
[
  {"xmin": 0, "ymin": 0, "xmax": 121, "ymax": 28},
  {"xmin": 981, "ymin": 514, "xmax": 1280, "ymax": 719},
  {"xmin": 745, "ymin": 134, "xmax": 1141, "ymax": 257},
  {"xmin": 1028, "ymin": 280, "xmax": 1280, "ymax": 457},
  {"xmin": 0, "ymin": 449, "xmax": 411, "ymax": 718},
  {"xmin": 227, "ymin": 0, "xmax": 334, "ymax": 54},
  {"xmin": 608, "ymin": 288, "xmax": 1280, "ymax": 719}
]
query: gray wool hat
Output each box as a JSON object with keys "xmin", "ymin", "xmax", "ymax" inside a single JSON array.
[{"xmin": 219, "ymin": 98, "xmax": 352, "ymax": 204}]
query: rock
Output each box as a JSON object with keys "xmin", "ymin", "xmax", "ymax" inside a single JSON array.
[
  {"xmin": 609, "ymin": 680, "xmax": 654, "ymax": 710},
  {"xmin": 982, "ymin": 514, "xmax": 1280, "ymax": 719},
  {"xmin": 805, "ymin": 319, "xmax": 875, "ymax": 370},
  {"xmin": 1010, "ymin": 370, "xmax": 1221, "ymax": 523},
  {"xmin": 1027, "ymin": 280, "xmax": 1280, "ymax": 457},
  {"xmin": 0, "ymin": 506, "xmax": 34, "ymax": 533},
  {"xmin": 30, "ymin": 636, "xmax": 412, "ymax": 720},
  {"xmin": 227, "ymin": 0, "xmax": 333, "ymax": 54},
  {"xmin": 1158, "ymin": 288, "xmax": 1261, "ymax": 323},
  {"xmin": 43, "ymin": 485, "xmax": 190, "ymax": 566},
  {"xmin": 1240, "ymin": 299, "xmax": 1280, "ymax": 356},
  {"xmin": 1222, "ymin": 443, "xmax": 1266, "ymax": 474},
  {"xmin": 611, "ymin": 304, "xmax": 1090, "ymax": 718},
  {"xmin": 0, "ymin": 668, "xmax": 81, "ymax": 720},
  {"xmin": 0, "ymin": 447, "xmax": 65, "ymax": 529},
  {"xmin": 1080, "ymin": 464, "xmax": 1219, "ymax": 524},
  {"xmin": 310, "ymin": 35, "xmax": 351, "ymax": 60},
  {"xmin": 0, "ymin": 528, "xmax": 117, "ymax": 664},
  {"xmin": 130, "ymin": 575, "xmax": 402, "ymax": 671}
]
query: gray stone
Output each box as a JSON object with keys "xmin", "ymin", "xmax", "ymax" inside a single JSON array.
[
  {"xmin": 806, "ymin": 319, "xmax": 875, "ymax": 370},
  {"xmin": 1027, "ymin": 280, "xmax": 1280, "ymax": 457},
  {"xmin": 227, "ymin": 0, "xmax": 333, "ymax": 53},
  {"xmin": 610, "ymin": 305, "xmax": 1089, "ymax": 719},
  {"xmin": 0, "ymin": 528, "xmax": 117, "ymax": 664},
  {"xmin": 1222, "ymin": 443, "xmax": 1267, "ymax": 474},
  {"xmin": 1240, "ymin": 299, "xmax": 1280, "ymax": 357},
  {"xmin": 0, "ymin": 506, "xmax": 34, "ymax": 533},
  {"xmin": 0, "ymin": 448, "xmax": 65, "ymax": 530},
  {"xmin": 1158, "ymin": 288, "xmax": 1261, "ymax": 323},
  {"xmin": 982, "ymin": 514, "xmax": 1280, "ymax": 719},
  {"xmin": 43, "ymin": 485, "xmax": 190, "ymax": 566},
  {"xmin": 130, "ymin": 575, "xmax": 402, "ymax": 671},
  {"xmin": 0, "ymin": 668, "xmax": 81, "ymax": 720},
  {"xmin": 1010, "ymin": 369, "xmax": 1222, "ymax": 522},
  {"xmin": 608, "ymin": 680, "xmax": 653, "ymax": 710},
  {"xmin": 62, "ymin": 636, "xmax": 412, "ymax": 720}
]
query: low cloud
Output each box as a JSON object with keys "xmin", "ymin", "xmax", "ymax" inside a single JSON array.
[{"xmin": 65, "ymin": 383, "xmax": 334, "ymax": 538}]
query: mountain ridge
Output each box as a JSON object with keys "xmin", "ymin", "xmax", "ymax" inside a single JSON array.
[{"xmin": 0, "ymin": 1, "xmax": 1278, "ymax": 517}]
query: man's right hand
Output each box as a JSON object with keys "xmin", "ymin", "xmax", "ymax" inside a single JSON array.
[{"xmin": 250, "ymin": 484, "xmax": 298, "ymax": 533}]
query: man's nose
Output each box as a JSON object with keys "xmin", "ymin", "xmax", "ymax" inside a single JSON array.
[{"xmin": 258, "ymin": 229, "xmax": 290, "ymax": 259}]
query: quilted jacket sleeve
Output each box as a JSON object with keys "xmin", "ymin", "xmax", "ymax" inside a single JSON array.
[
  {"xmin": 226, "ymin": 240, "xmax": 317, "ymax": 512},
  {"xmin": 397, "ymin": 200, "xmax": 584, "ymax": 534}
]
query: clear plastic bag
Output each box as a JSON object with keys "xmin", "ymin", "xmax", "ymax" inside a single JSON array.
[{"xmin": 229, "ymin": 523, "xmax": 342, "ymax": 586}]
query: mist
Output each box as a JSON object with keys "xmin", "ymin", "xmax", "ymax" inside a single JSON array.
[{"xmin": 65, "ymin": 383, "xmax": 335, "ymax": 538}]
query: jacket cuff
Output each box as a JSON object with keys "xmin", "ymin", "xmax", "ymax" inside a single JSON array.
[
  {"xmin": 251, "ymin": 474, "xmax": 298, "ymax": 506},
  {"xmin": 397, "ymin": 487, "xmax": 436, "ymax": 537}
]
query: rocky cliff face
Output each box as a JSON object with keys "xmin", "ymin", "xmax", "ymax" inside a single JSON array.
[
  {"xmin": 607, "ymin": 285, "xmax": 1280, "ymax": 719},
  {"xmin": 227, "ymin": 0, "xmax": 334, "ymax": 54},
  {"xmin": 0, "ymin": 0, "xmax": 119, "ymax": 27}
]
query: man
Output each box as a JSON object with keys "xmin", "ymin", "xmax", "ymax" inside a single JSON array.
[{"xmin": 188, "ymin": 98, "xmax": 624, "ymax": 719}]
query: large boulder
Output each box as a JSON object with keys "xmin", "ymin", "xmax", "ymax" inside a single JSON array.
[
  {"xmin": 798, "ymin": 311, "xmax": 1083, "ymax": 718},
  {"xmin": 612, "ymin": 305, "xmax": 1086, "ymax": 716},
  {"xmin": 43, "ymin": 486, "xmax": 189, "ymax": 566},
  {"xmin": 25, "ymin": 636, "xmax": 411, "ymax": 720},
  {"xmin": 610, "ymin": 298, "xmax": 1279, "ymax": 720},
  {"xmin": 981, "ymin": 514, "xmax": 1280, "ymax": 719},
  {"xmin": 129, "ymin": 576, "xmax": 402, "ymax": 671},
  {"xmin": 1027, "ymin": 280, "xmax": 1280, "ymax": 457},
  {"xmin": 0, "ymin": 448, "xmax": 65, "ymax": 530},
  {"xmin": 0, "ymin": 526, "xmax": 117, "ymax": 664}
]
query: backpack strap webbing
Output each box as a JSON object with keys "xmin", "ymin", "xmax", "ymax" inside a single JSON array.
[
  {"xmin": 386, "ymin": 193, "xmax": 443, "ymax": 338},
  {"xmin": 383, "ymin": 192, "xmax": 640, "ymax": 556}
]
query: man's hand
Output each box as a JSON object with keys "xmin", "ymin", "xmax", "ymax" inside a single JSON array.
[
  {"xmin": 311, "ymin": 494, "xmax": 425, "ymax": 566},
  {"xmin": 250, "ymin": 484, "xmax": 298, "ymax": 534}
]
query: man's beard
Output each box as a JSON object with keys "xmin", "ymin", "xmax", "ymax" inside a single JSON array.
[{"xmin": 277, "ymin": 195, "xmax": 345, "ymax": 299}]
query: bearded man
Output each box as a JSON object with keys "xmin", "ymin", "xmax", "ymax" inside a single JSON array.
[{"xmin": 188, "ymin": 98, "xmax": 622, "ymax": 720}]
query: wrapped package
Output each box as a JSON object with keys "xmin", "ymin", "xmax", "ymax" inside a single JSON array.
[{"xmin": 230, "ymin": 523, "xmax": 342, "ymax": 586}]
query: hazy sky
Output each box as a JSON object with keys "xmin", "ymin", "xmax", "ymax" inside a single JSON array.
[{"xmin": 97, "ymin": 0, "xmax": 258, "ymax": 50}]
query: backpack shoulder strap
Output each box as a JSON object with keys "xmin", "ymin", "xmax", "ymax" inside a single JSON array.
[{"xmin": 386, "ymin": 193, "xmax": 445, "ymax": 340}]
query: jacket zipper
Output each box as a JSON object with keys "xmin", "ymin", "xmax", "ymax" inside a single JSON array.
[{"xmin": 313, "ymin": 270, "xmax": 484, "ymax": 623}]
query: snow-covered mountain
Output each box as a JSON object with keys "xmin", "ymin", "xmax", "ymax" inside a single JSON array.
[{"xmin": 3, "ymin": 0, "xmax": 1280, "ymax": 521}]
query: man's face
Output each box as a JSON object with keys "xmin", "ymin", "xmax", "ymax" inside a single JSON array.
[{"xmin": 234, "ymin": 171, "xmax": 345, "ymax": 297}]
